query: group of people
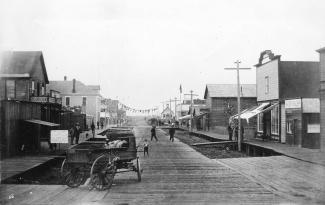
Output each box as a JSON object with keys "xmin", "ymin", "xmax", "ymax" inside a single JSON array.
[
  {"xmin": 227, "ymin": 119, "xmax": 244, "ymax": 142},
  {"xmin": 69, "ymin": 123, "xmax": 82, "ymax": 145},
  {"xmin": 142, "ymin": 124, "xmax": 176, "ymax": 157}
]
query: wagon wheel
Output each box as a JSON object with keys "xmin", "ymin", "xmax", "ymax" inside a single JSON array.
[
  {"xmin": 60, "ymin": 159, "xmax": 85, "ymax": 188},
  {"xmin": 136, "ymin": 157, "xmax": 141, "ymax": 182},
  {"xmin": 90, "ymin": 155, "xmax": 116, "ymax": 190}
]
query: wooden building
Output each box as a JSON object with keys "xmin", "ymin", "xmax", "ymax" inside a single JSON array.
[
  {"xmin": 0, "ymin": 51, "xmax": 62, "ymax": 157},
  {"xmin": 203, "ymin": 84, "xmax": 257, "ymax": 134},
  {"xmin": 252, "ymin": 50, "xmax": 320, "ymax": 148}
]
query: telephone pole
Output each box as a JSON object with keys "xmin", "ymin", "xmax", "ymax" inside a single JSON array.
[
  {"xmin": 184, "ymin": 91, "xmax": 198, "ymax": 132},
  {"xmin": 225, "ymin": 60, "xmax": 251, "ymax": 152}
]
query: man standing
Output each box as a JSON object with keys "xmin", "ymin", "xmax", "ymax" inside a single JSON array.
[
  {"xmin": 151, "ymin": 125, "xmax": 158, "ymax": 141},
  {"xmin": 91, "ymin": 121, "xmax": 95, "ymax": 138},
  {"xmin": 74, "ymin": 123, "xmax": 81, "ymax": 144}
]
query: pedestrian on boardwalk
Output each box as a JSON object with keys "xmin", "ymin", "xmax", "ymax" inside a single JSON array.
[
  {"xmin": 143, "ymin": 139, "xmax": 149, "ymax": 157},
  {"xmin": 169, "ymin": 125, "xmax": 175, "ymax": 142},
  {"xmin": 97, "ymin": 121, "xmax": 100, "ymax": 129},
  {"xmin": 227, "ymin": 124, "xmax": 233, "ymax": 141},
  {"xmin": 69, "ymin": 126, "xmax": 75, "ymax": 145},
  {"xmin": 91, "ymin": 121, "xmax": 95, "ymax": 138},
  {"xmin": 74, "ymin": 123, "xmax": 81, "ymax": 144},
  {"xmin": 151, "ymin": 125, "xmax": 158, "ymax": 141}
]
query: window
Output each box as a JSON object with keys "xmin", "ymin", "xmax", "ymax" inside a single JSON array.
[
  {"xmin": 265, "ymin": 76, "xmax": 269, "ymax": 94},
  {"xmin": 66, "ymin": 96, "xmax": 70, "ymax": 106},
  {"xmin": 271, "ymin": 104, "xmax": 279, "ymax": 134},
  {"xmin": 286, "ymin": 121, "xmax": 293, "ymax": 134},
  {"xmin": 6, "ymin": 80, "xmax": 15, "ymax": 99},
  {"xmin": 31, "ymin": 81, "xmax": 35, "ymax": 95},
  {"xmin": 82, "ymin": 97, "xmax": 87, "ymax": 106},
  {"xmin": 257, "ymin": 113, "xmax": 263, "ymax": 132},
  {"xmin": 16, "ymin": 80, "xmax": 28, "ymax": 100},
  {"xmin": 41, "ymin": 83, "xmax": 45, "ymax": 96}
]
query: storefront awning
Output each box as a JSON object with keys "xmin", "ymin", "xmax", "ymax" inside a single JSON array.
[
  {"xmin": 231, "ymin": 102, "xmax": 278, "ymax": 123},
  {"xmin": 25, "ymin": 119, "xmax": 60, "ymax": 127},
  {"xmin": 179, "ymin": 114, "xmax": 191, "ymax": 121}
]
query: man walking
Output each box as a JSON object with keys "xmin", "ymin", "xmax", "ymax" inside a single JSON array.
[
  {"xmin": 151, "ymin": 125, "xmax": 158, "ymax": 141},
  {"xmin": 169, "ymin": 125, "xmax": 175, "ymax": 142},
  {"xmin": 91, "ymin": 121, "xmax": 95, "ymax": 138}
]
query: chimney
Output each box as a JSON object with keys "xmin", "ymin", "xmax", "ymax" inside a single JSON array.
[
  {"xmin": 72, "ymin": 79, "xmax": 76, "ymax": 93},
  {"xmin": 64, "ymin": 76, "xmax": 67, "ymax": 81}
]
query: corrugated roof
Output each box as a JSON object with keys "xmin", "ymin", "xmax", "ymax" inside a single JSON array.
[
  {"xmin": 48, "ymin": 80, "xmax": 100, "ymax": 95},
  {"xmin": 204, "ymin": 84, "xmax": 256, "ymax": 98},
  {"xmin": 0, "ymin": 51, "xmax": 49, "ymax": 83}
]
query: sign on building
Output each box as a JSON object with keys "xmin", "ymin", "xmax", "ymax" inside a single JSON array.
[
  {"xmin": 285, "ymin": 99, "xmax": 301, "ymax": 109},
  {"xmin": 51, "ymin": 130, "xmax": 69, "ymax": 143}
]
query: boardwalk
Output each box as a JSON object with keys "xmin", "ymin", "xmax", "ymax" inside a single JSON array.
[
  {"xmin": 0, "ymin": 125, "xmax": 290, "ymax": 204},
  {"xmin": 218, "ymin": 156, "xmax": 325, "ymax": 204}
]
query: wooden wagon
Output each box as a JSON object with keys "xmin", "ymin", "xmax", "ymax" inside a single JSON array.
[{"xmin": 60, "ymin": 129, "xmax": 141, "ymax": 190}]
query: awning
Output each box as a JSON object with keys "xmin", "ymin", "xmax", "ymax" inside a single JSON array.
[
  {"xmin": 25, "ymin": 119, "xmax": 60, "ymax": 127},
  {"xmin": 179, "ymin": 115, "xmax": 191, "ymax": 121},
  {"xmin": 232, "ymin": 102, "xmax": 277, "ymax": 123}
]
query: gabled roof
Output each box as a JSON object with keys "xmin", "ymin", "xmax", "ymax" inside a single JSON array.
[
  {"xmin": 161, "ymin": 107, "xmax": 174, "ymax": 115},
  {"xmin": 204, "ymin": 84, "xmax": 256, "ymax": 99},
  {"xmin": 0, "ymin": 51, "xmax": 49, "ymax": 83},
  {"xmin": 48, "ymin": 80, "xmax": 100, "ymax": 96}
]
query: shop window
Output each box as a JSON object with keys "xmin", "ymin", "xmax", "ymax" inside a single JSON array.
[
  {"xmin": 16, "ymin": 80, "xmax": 28, "ymax": 100},
  {"xmin": 286, "ymin": 121, "xmax": 293, "ymax": 134},
  {"xmin": 257, "ymin": 113, "xmax": 263, "ymax": 132},
  {"xmin": 265, "ymin": 76, "xmax": 269, "ymax": 94},
  {"xmin": 6, "ymin": 80, "xmax": 15, "ymax": 99},
  {"xmin": 271, "ymin": 104, "xmax": 279, "ymax": 134},
  {"xmin": 66, "ymin": 96, "xmax": 70, "ymax": 106}
]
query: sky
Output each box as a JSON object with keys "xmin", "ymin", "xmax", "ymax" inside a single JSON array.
[{"xmin": 1, "ymin": 0, "xmax": 325, "ymax": 113}]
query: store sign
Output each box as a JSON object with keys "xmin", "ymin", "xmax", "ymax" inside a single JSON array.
[
  {"xmin": 307, "ymin": 124, "xmax": 320, "ymax": 133},
  {"xmin": 285, "ymin": 99, "xmax": 301, "ymax": 109},
  {"xmin": 51, "ymin": 130, "xmax": 69, "ymax": 143}
]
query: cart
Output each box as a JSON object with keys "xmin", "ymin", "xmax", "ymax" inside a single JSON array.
[{"xmin": 60, "ymin": 130, "xmax": 141, "ymax": 190}]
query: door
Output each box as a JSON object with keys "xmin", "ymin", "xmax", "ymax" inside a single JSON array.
[
  {"xmin": 293, "ymin": 119, "xmax": 299, "ymax": 145},
  {"xmin": 263, "ymin": 111, "xmax": 271, "ymax": 138}
]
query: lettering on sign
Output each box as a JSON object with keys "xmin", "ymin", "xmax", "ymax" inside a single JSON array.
[
  {"xmin": 285, "ymin": 99, "xmax": 301, "ymax": 109},
  {"xmin": 307, "ymin": 124, "xmax": 320, "ymax": 134},
  {"xmin": 51, "ymin": 130, "xmax": 69, "ymax": 143}
]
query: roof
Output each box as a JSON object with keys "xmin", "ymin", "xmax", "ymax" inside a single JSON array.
[
  {"xmin": 25, "ymin": 119, "xmax": 60, "ymax": 127},
  {"xmin": 204, "ymin": 84, "xmax": 256, "ymax": 99},
  {"xmin": 0, "ymin": 51, "xmax": 49, "ymax": 83},
  {"xmin": 48, "ymin": 80, "xmax": 100, "ymax": 95},
  {"xmin": 316, "ymin": 47, "xmax": 325, "ymax": 53}
]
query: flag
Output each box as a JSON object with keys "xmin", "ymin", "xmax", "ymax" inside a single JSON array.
[{"xmin": 179, "ymin": 84, "xmax": 182, "ymax": 93}]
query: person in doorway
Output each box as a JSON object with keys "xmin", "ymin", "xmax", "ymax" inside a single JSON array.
[
  {"xmin": 91, "ymin": 121, "xmax": 95, "ymax": 138},
  {"xmin": 69, "ymin": 126, "xmax": 75, "ymax": 145},
  {"xmin": 101, "ymin": 121, "xmax": 104, "ymax": 129},
  {"xmin": 74, "ymin": 123, "xmax": 81, "ymax": 144},
  {"xmin": 169, "ymin": 125, "xmax": 176, "ymax": 142},
  {"xmin": 227, "ymin": 124, "xmax": 233, "ymax": 141},
  {"xmin": 143, "ymin": 139, "xmax": 149, "ymax": 157},
  {"xmin": 151, "ymin": 125, "xmax": 158, "ymax": 141},
  {"xmin": 97, "ymin": 121, "xmax": 100, "ymax": 129}
]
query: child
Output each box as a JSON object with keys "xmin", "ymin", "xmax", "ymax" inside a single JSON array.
[{"xmin": 143, "ymin": 139, "xmax": 149, "ymax": 157}]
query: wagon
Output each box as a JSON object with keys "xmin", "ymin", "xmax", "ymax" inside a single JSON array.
[{"xmin": 60, "ymin": 129, "xmax": 141, "ymax": 190}]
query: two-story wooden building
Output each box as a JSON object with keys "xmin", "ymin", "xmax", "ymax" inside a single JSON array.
[
  {"xmin": 48, "ymin": 77, "xmax": 101, "ymax": 128},
  {"xmin": 251, "ymin": 50, "xmax": 320, "ymax": 148},
  {"xmin": 204, "ymin": 84, "xmax": 257, "ymax": 134},
  {"xmin": 0, "ymin": 51, "xmax": 62, "ymax": 157}
]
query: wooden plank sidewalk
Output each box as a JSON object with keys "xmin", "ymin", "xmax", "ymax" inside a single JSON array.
[{"xmin": 217, "ymin": 155, "xmax": 325, "ymax": 204}]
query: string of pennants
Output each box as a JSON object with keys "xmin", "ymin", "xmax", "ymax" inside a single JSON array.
[{"xmin": 118, "ymin": 102, "xmax": 158, "ymax": 114}]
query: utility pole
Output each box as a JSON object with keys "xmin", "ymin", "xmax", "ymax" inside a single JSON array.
[
  {"xmin": 174, "ymin": 97, "xmax": 177, "ymax": 120},
  {"xmin": 184, "ymin": 91, "xmax": 198, "ymax": 132},
  {"xmin": 225, "ymin": 60, "xmax": 251, "ymax": 152}
]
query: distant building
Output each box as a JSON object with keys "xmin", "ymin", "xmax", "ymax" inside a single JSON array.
[
  {"xmin": 203, "ymin": 84, "xmax": 257, "ymax": 134},
  {"xmin": 317, "ymin": 47, "xmax": 325, "ymax": 151},
  {"xmin": 48, "ymin": 77, "xmax": 101, "ymax": 127},
  {"xmin": 161, "ymin": 104, "xmax": 174, "ymax": 121},
  {"xmin": 0, "ymin": 51, "xmax": 61, "ymax": 156},
  {"xmin": 252, "ymin": 50, "xmax": 320, "ymax": 148}
]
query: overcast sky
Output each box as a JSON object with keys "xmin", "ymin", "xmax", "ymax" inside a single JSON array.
[{"xmin": 1, "ymin": 0, "xmax": 325, "ymax": 112}]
